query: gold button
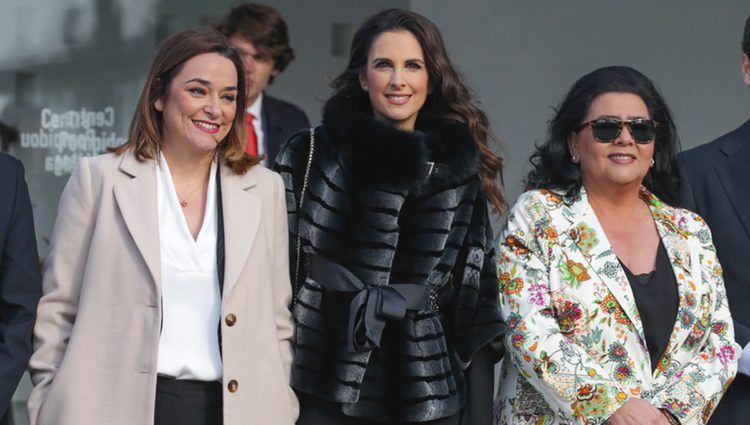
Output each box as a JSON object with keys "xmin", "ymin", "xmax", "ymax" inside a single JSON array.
[
  {"xmin": 225, "ymin": 313, "xmax": 237, "ymax": 327},
  {"xmin": 227, "ymin": 379, "xmax": 238, "ymax": 393}
]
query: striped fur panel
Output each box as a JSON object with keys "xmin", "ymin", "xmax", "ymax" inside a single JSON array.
[{"xmin": 273, "ymin": 95, "xmax": 504, "ymax": 422}]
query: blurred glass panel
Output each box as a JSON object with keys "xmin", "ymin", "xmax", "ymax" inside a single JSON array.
[{"xmin": 0, "ymin": 1, "xmax": 409, "ymax": 423}]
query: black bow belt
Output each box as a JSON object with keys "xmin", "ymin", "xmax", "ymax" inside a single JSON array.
[{"xmin": 309, "ymin": 255, "xmax": 435, "ymax": 353}]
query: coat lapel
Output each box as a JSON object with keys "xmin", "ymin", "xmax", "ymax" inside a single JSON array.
[
  {"xmin": 647, "ymin": 192, "xmax": 704, "ymax": 381},
  {"xmin": 262, "ymin": 95, "xmax": 281, "ymax": 161},
  {"xmin": 558, "ymin": 189, "xmax": 647, "ymax": 348},
  {"xmin": 716, "ymin": 129, "xmax": 750, "ymax": 239},
  {"xmin": 219, "ymin": 164, "xmax": 261, "ymax": 299},
  {"xmin": 113, "ymin": 151, "xmax": 160, "ymax": 289},
  {"xmin": 555, "ymin": 189, "xmax": 713, "ymax": 385}
]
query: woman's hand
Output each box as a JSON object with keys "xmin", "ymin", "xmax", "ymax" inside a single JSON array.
[{"xmin": 607, "ymin": 398, "xmax": 671, "ymax": 425}]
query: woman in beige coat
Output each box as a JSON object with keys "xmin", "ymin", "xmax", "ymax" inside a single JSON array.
[{"xmin": 27, "ymin": 28, "xmax": 296, "ymax": 425}]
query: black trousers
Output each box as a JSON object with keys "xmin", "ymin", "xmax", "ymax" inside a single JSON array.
[
  {"xmin": 297, "ymin": 345, "xmax": 496, "ymax": 425},
  {"xmin": 154, "ymin": 377, "xmax": 223, "ymax": 425}
]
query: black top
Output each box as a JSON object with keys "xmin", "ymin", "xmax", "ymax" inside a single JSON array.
[{"xmin": 619, "ymin": 240, "xmax": 678, "ymax": 371}]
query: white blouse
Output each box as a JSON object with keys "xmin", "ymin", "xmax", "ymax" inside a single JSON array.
[{"xmin": 155, "ymin": 154, "xmax": 222, "ymax": 381}]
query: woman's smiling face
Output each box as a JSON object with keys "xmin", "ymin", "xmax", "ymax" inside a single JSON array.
[
  {"xmin": 360, "ymin": 30, "xmax": 429, "ymax": 131},
  {"xmin": 568, "ymin": 92, "xmax": 655, "ymax": 192},
  {"xmin": 155, "ymin": 52, "xmax": 239, "ymax": 154}
]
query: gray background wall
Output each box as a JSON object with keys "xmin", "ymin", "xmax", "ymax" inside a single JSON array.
[
  {"xmin": 411, "ymin": 0, "xmax": 750, "ymax": 202},
  {"xmin": 1, "ymin": 0, "xmax": 749, "ymax": 423}
]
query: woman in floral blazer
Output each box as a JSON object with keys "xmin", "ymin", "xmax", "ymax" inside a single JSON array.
[{"xmin": 495, "ymin": 67, "xmax": 739, "ymax": 425}]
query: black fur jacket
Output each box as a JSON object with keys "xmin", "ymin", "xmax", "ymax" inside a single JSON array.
[{"xmin": 274, "ymin": 93, "xmax": 504, "ymax": 422}]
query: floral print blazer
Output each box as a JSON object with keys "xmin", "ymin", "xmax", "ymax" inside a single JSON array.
[{"xmin": 494, "ymin": 188, "xmax": 739, "ymax": 425}]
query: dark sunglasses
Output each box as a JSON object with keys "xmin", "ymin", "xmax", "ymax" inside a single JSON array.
[{"xmin": 577, "ymin": 118, "xmax": 659, "ymax": 144}]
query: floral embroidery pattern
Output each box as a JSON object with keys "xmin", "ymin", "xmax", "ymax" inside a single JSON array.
[
  {"xmin": 701, "ymin": 399, "xmax": 715, "ymax": 424},
  {"xmin": 528, "ymin": 282, "xmax": 549, "ymax": 308},
  {"xmin": 534, "ymin": 351, "xmax": 560, "ymax": 377},
  {"xmin": 712, "ymin": 322, "xmax": 728, "ymax": 336},
  {"xmin": 607, "ymin": 342, "xmax": 628, "ymax": 363},
  {"xmin": 510, "ymin": 328, "xmax": 527, "ymax": 350},
  {"xmin": 494, "ymin": 189, "xmax": 739, "ymax": 425},
  {"xmin": 656, "ymin": 354, "xmax": 671, "ymax": 375},
  {"xmin": 598, "ymin": 294, "xmax": 630, "ymax": 326},
  {"xmin": 679, "ymin": 310, "xmax": 695, "ymax": 329},
  {"xmin": 559, "ymin": 258, "xmax": 590, "ymax": 288},
  {"xmin": 571, "ymin": 384, "xmax": 623, "ymax": 422},
  {"xmin": 499, "ymin": 271, "xmax": 524, "ymax": 296},
  {"xmin": 614, "ymin": 364, "xmax": 634, "ymax": 381},
  {"xmin": 505, "ymin": 235, "xmax": 530, "ymax": 257},
  {"xmin": 556, "ymin": 300, "xmax": 583, "ymax": 335},
  {"xmin": 717, "ymin": 344, "xmax": 736, "ymax": 367},
  {"xmin": 662, "ymin": 398, "xmax": 690, "ymax": 418},
  {"xmin": 570, "ymin": 223, "xmax": 599, "ymax": 255}
]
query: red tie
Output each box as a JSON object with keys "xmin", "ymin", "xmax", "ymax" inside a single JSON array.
[{"xmin": 245, "ymin": 112, "xmax": 258, "ymax": 156}]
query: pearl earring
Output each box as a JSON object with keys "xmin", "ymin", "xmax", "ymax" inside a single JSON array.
[{"xmin": 571, "ymin": 154, "xmax": 579, "ymax": 163}]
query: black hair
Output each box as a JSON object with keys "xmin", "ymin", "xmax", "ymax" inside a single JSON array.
[{"xmin": 526, "ymin": 66, "xmax": 682, "ymax": 205}]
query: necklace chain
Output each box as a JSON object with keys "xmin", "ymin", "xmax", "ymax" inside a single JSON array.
[{"xmin": 178, "ymin": 175, "xmax": 208, "ymax": 208}]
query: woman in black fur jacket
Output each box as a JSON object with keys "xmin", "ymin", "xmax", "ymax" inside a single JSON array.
[{"xmin": 274, "ymin": 9, "xmax": 506, "ymax": 425}]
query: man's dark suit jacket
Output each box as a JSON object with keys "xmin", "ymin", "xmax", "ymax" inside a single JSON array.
[
  {"xmin": 262, "ymin": 94, "xmax": 310, "ymax": 165},
  {"xmin": 681, "ymin": 119, "xmax": 750, "ymax": 425},
  {"xmin": 0, "ymin": 153, "xmax": 41, "ymax": 418}
]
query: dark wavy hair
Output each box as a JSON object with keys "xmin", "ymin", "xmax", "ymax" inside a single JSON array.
[
  {"xmin": 744, "ymin": 13, "xmax": 750, "ymax": 57},
  {"xmin": 111, "ymin": 27, "xmax": 257, "ymax": 173},
  {"xmin": 526, "ymin": 66, "xmax": 682, "ymax": 205},
  {"xmin": 330, "ymin": 8, "xmax": 506, "ymax": 213},
  {"xmin": 217, "ymin": 3, "xmax": 295, "ymax": 82}
]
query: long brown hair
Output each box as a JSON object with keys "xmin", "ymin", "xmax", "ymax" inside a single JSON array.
[
  {"xmin": 331, "ymin": 9, "xmax": 505, "ymax": 213},
  {"xmin": 111, "ymin": 27, "xmax": 257, "ymax": 173}
]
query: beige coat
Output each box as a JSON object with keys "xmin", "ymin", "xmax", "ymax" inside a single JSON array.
[{"xmin": 27, "ymin": 151, "xmax": 297, "ymax": 425}]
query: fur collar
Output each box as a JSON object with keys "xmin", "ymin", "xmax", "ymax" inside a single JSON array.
[{"xmin": 320, "ymin": 92, "xmax": 479, "ymax": 188}]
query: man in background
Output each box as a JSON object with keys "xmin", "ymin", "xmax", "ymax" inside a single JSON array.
[
  {"xmin": 681, "ymin": 14, "xmax": 750, "ymax": 425},
  {"xmin": 0, "ymin": 152, "xmax": 42, "ymax": 424},
  {"xmin": 218, "ymin": 3, "xmax": 310, "ymax": 166}
]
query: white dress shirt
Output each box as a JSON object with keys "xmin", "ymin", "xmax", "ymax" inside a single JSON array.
[{"xmin": 155, "ymin": 154, "xmax": 222, "ymax": 381}]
